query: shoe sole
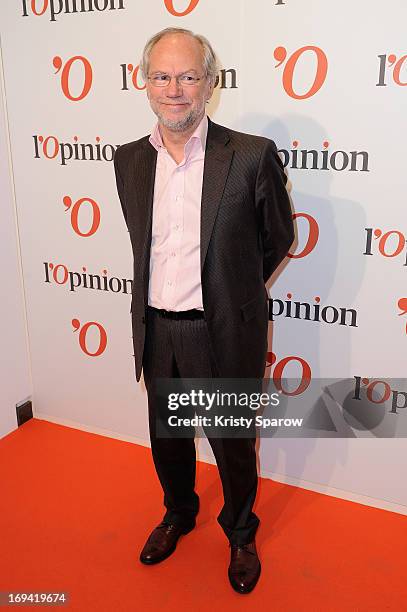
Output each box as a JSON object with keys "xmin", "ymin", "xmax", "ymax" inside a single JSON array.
[{"xmin": 139, "ymin": 524, "xmax": 195, "ymax": 565}]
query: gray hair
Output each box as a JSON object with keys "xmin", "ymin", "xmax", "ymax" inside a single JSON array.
[{"xmin": 140, "ymin": 27, "xmax": 218, "ymax": 85}]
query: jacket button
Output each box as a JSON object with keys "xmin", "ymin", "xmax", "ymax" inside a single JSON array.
[{"xmin": 142, "ymin": 316, "xmax": 145, "ymax": 324}]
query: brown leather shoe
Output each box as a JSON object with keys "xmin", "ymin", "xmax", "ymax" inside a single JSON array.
[
  {"xmin": 139, "ymin": 521, "xmax": 194, "ymax": 565},
  {"xmin": 228, "ymin": 540, "xmax": 261, "ymax": 594}
]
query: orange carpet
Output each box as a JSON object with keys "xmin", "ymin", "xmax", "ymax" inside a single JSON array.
[{"xmin": 0, "ymin": 418, "xmax": 406, "ymax": 611}]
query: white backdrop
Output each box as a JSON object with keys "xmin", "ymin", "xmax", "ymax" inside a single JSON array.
[
  {"xmin": 0, "ymin": 50, "xmax": 31, "ymax": 439},
  {"xmin": 1, "ymin": 0, "xmax": 406, "ymax": 512}
]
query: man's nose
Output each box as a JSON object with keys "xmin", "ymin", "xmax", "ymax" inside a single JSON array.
[{"xmin": 166, "ymin": 76, "xmax": 183, "ymax": 96}]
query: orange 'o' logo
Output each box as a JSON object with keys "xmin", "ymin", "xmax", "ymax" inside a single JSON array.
[
  {"xmin": 288, "ymin": 212, "xmax": 319, "ymax": 259},
  {"xmin": 164, "ymin": 0, "xmax": 200, "ymax": 16},
  {"xmin": 63, "ymin": 196, "xmax": 101, "ymax": 237},
  {"xmin": 377, "ymin": 230, "xmax": 406, "ymax": 258},
  {"xmin": 393, "ymin": 55, "xmax": 407, "ymax": 86},
  {"xmin": 31, "ymin": 0, "xmax": 48, "ymax": 15},
  {"xmin": 53, "ymin": 55, "xmax": 93, "ymax": 102},
  {"xmin": 266, "ymin": 352, "xmax": 312, "ymax": 396},
  {"xmin": 274, "ymin": 45, "xmax": 328, "ymax": 99},
  {"xmin": 72, "ymin": 319, "xmax": 107, "ymax": 357},
  {"xmin": 131, "ymin": 64, "xmax": 146, "ymax": 91},
  {"xmin": 366, "ymin": 380, "xmax": 391, "ymax": 404}
]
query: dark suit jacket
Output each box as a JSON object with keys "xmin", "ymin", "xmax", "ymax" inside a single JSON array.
[{"xmin": 114, "ymin": 117, "xmax": 294, "ymax": 381}]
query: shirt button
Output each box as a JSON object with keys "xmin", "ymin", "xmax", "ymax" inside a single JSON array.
[
  {"xmin": 171, "ymin": 252, "xmax": 176, "ymax": 257},
  {"xmin": 167, "ymin": 280, "xmax": 172, "ymax": 286},
  {"xmin": 175, "ymin": 195, "xmax": 182, "ymax": 201}
]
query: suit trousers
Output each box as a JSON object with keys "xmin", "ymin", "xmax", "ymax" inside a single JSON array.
[{"xmin": 142, "ymin": 306, "xmax": 260, "ymax": 546}]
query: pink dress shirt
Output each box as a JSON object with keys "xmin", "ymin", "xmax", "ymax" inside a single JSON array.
[{"xmin": 147, "ymin": 114, "xmax": 208, "ymax": 311}]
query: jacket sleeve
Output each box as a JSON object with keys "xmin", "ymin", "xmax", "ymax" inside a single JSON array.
[
  {"xmin": 113, "ymin": 146, "xmax": 129, "ymax": 230},
  {"xmin": 255, "ymin": 139, "xmax": 294, "ymax": 283}
]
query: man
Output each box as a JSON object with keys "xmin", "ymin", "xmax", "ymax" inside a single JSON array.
[{"xmin": 114, "ymin": 27, "xmax": 294, "ymax": 594}]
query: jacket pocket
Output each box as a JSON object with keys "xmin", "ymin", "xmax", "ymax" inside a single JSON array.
[{"xmin": 240, "ymin": 294, "xmax": 266, "ymax": 322}]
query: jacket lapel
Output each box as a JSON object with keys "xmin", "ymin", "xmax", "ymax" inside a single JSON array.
[
  {"xmin": 201, "ymin": 119, "xmax": 233, "ymax": 272},
  {"xmin": 134, "ymin": 141, "xmax": 157, "ymax": 301}
]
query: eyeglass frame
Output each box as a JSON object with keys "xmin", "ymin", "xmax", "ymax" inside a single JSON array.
[{"xmin": 147, "ymin": 72, "xmax": 207, "ymax": 87}]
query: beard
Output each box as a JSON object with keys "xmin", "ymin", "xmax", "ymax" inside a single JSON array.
[{"xmin": 149, "ymin": 98, "xmax": 205, "ymax": 133}]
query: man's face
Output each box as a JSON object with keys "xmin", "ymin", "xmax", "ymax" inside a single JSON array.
[{"xmin": 146, "ymin": 33, "xmax": 214, "ymax": 133}]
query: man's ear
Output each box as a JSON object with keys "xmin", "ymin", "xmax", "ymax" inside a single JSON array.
[{"xmin": 206, "ymin": 80, "xmax": 215, "ymax": 101}]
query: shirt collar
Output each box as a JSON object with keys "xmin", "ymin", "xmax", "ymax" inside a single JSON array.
[{"xmin": 149, "ymin": 114, "xmax": 208, "ymax": 153}]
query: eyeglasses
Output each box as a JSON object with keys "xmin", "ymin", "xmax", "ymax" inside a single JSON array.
[{"xmin": 148, "ymin": 73, "xmax": 204, "ymax": 87}]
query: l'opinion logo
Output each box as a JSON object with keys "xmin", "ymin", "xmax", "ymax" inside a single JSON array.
[
  {"xmin": 353, "ymin": 376, "xmax": 407, "ymax": 415},
  {"xmin": 274, "ymin": 45, "xmax": 328, "ymax": 99},
  {"xmin": 377, "ymin": 53, "xmax": 407, "ymax": 87},
  {"xmin": 363, "ymin": 227, "xmax": 407, "ymax": 266},
  {"xmin": 44, "ymin": 262, "xmax": 132, "ymax": 294},
  {"xmin": 269, "ymin": 294, "xmax": 358, "ymax": 328},
  {"xmin": 33, "ymin": 135, "xmax": 119, "ymax": 165},
  {"xmin": 21, "ymin": 0, "xmax": 125, "ymax": 21},
  {"xmin": 279, "ymin": 141, "xmax": 369, "ymax": 172}
]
